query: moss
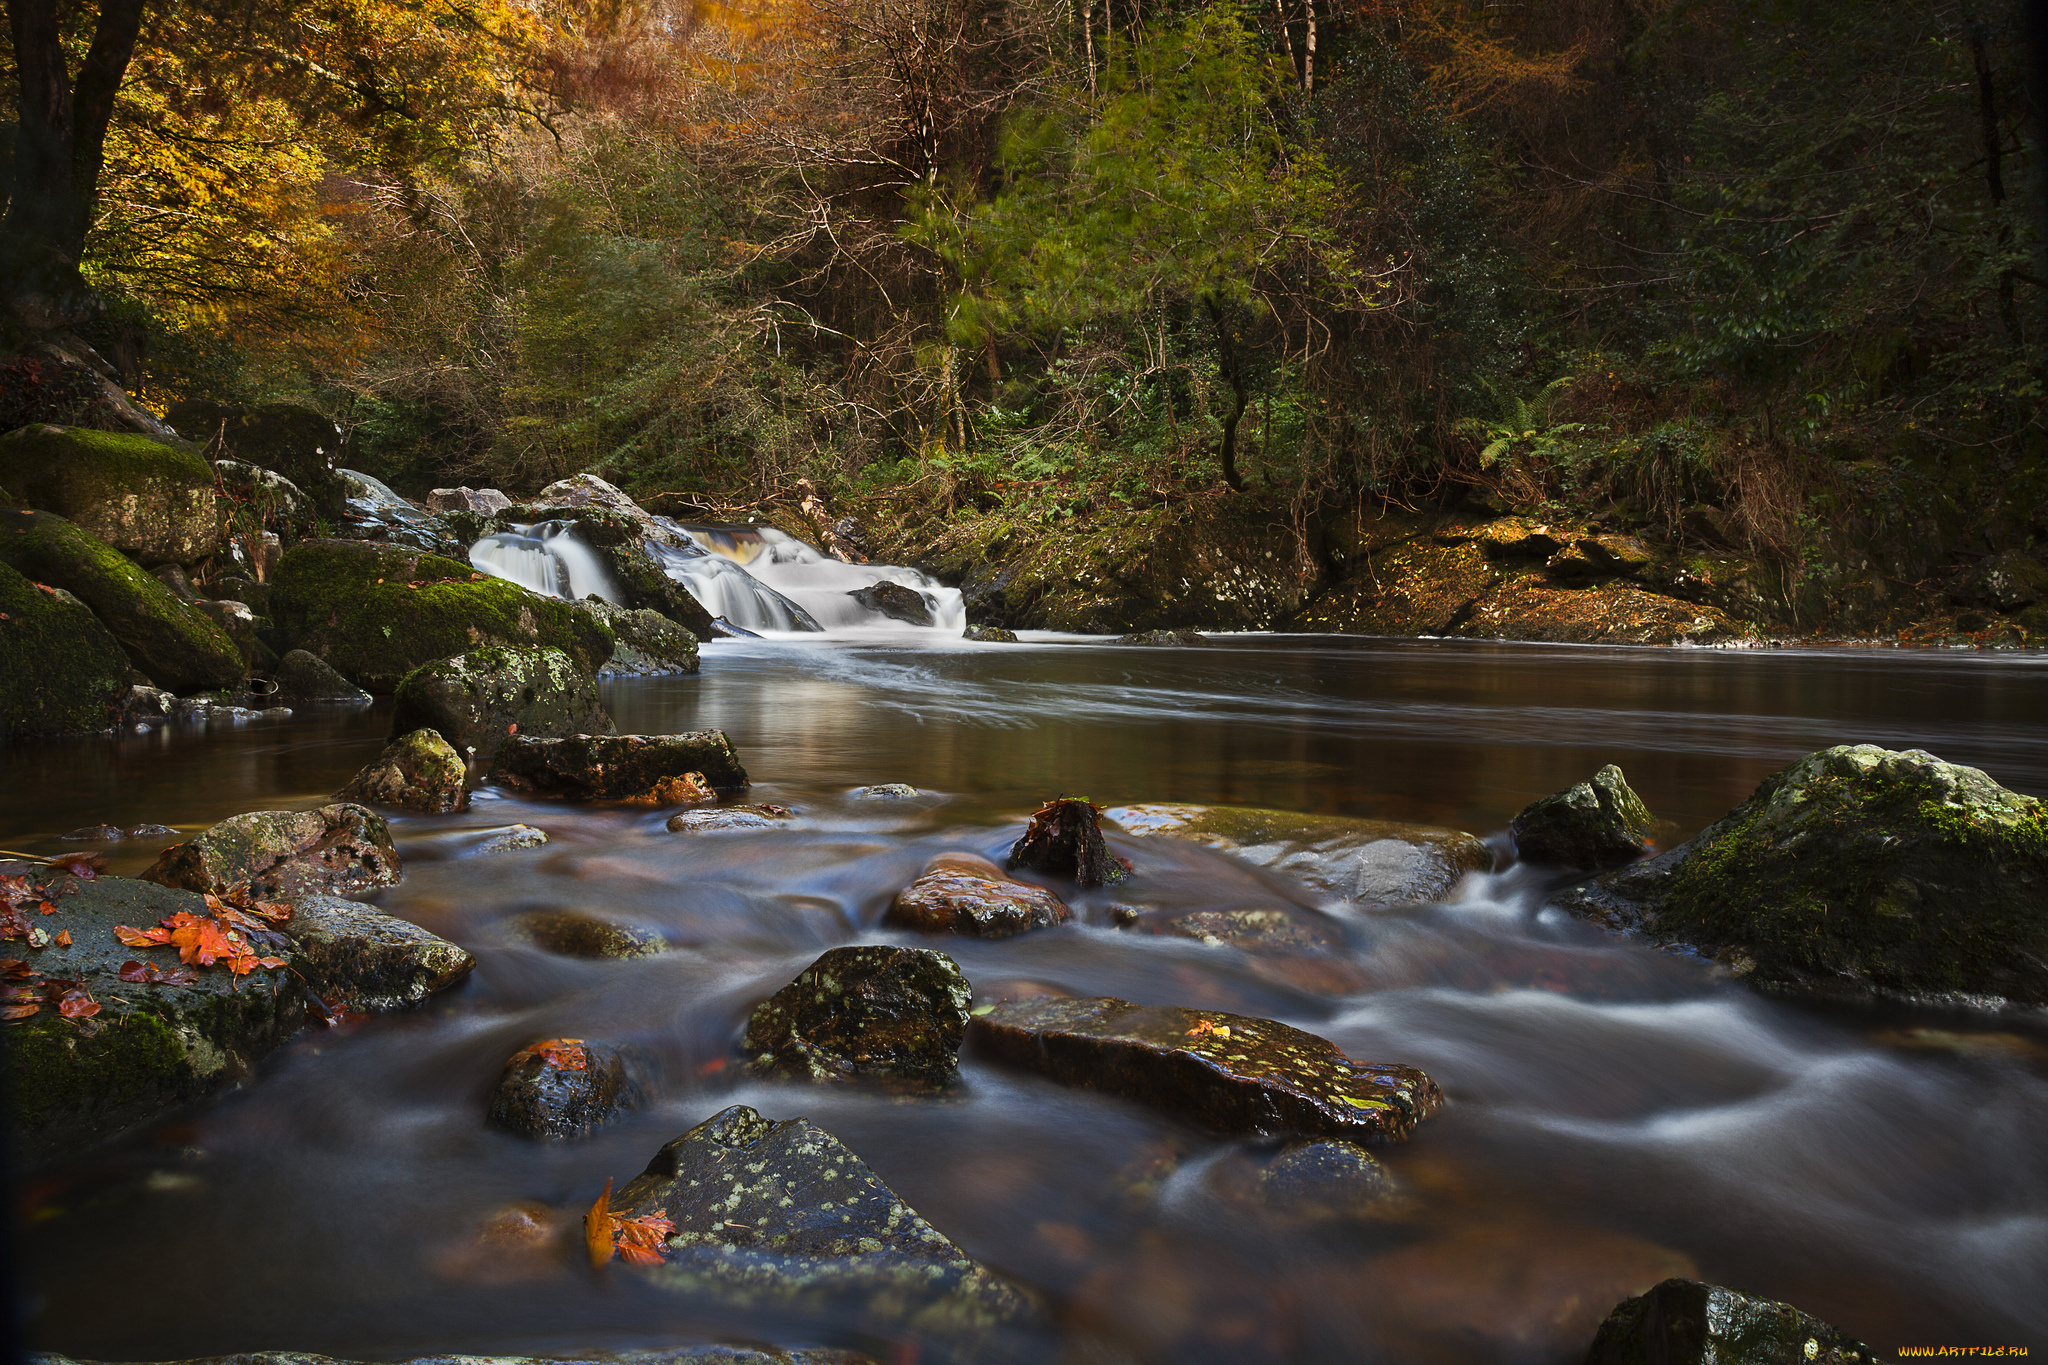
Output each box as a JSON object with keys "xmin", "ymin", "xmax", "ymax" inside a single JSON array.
[
  {"xmin": 0, "ymin": 563, "xmax": 132, "ymax": 737},
  {"xmin": 0, "ymin": 508, "xmax": 244, "ymax": 691},
  {"xmin": 0, "ymin": 424, "xmax": 217, "ymax": 564},
  {"xmin": 271, "ymin": 539, "xmax": 612, "ymax": 692}
]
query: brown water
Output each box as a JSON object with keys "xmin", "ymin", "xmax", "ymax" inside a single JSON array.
[{"xmin": 7, "ymin": 634, "xmax": 2048, "ymax": 1363}]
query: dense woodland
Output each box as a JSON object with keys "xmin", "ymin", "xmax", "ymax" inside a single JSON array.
[{"xmin": 3, "ymin": 0, "xmax": 2044, "ymax": 596}]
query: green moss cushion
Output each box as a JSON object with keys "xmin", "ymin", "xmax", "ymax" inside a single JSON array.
[
  {"xmin": 1, "ymin": 424, "xmax": 217, "ymax": 565},
  {"xmin": 0, "ymin": 563, "xmax": 133, "ymax": 738}
]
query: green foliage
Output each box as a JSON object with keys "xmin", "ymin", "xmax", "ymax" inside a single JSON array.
[{"xmin": 1455, "ymin": 378, "xmax": 1585, "ymax": 471}]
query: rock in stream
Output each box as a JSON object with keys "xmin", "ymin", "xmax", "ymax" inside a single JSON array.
[
  {"xmin": 887, "ymin": 853, "xmax": 1073, "ymax": 938},
  {"xmin": 1585, "ymin": 1278, "xmax": 1881, "ymax": 1365},
  {"xmin": 142, "ymin": 803, "xmax": 402, "ymax": 899},
  {"xmin": 743, "ymin": 945, "xmax": 972, "ymax": 1092},
  {"xmin": 489, "ymin": 732, "xmax": 749, "ymax": 800}
]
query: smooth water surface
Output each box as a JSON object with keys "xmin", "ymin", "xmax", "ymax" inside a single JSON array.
[{"xmin": 7, "ymin": 635, "xmax": 2047, "ymax": 1363}]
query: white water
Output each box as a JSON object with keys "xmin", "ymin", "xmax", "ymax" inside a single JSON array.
[{"xmin": 469, "ymin": 522, "xmax": 623, "ymax": 603}]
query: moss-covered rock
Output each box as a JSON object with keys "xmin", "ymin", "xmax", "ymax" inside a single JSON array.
[
  {"xmin": 0, "ymin": 564, "xmax": 133, "ymax": 738},
  {"xmin": 164, "ymin": 399, "xmax": 344, "ymax": 500},
  {"xmin": 568, "ymin": 598, "xmax": 700, "ymax": 676},
  {"xmin": 390, "ymin": 646, "xmax": 612, "ymax": 762},
  {"xmin": 488, "ymin": 1037, "xmax": 647, "ymax": 1140},
  {"xmin": 1510, "ymin": 764, "xmax": 1657, "ymax": 868},
  {"xmin": 1585, "ymin": 1278, "xmax": 1880, "ymax": 1365},
  {"xmin": 1290, "ymin": 539, "xmax": 1500, "ymax": 635},
  {"xmin": 335, "ymin": 728, "xmax": 469, "ymax": 813},
  {"xmin": 286, "ymin": 893, "xmax": 475, "ymax": 1012},
  {"xmin": 1555, "ymin": 745, "xmax": 2048, "ymax": 1009},
  {"xmin": 961, "ymin": 624, "xmax": 1019, "ymax": 642},
  {"xmin": 886, "ymin": 853, "xmax": 1074, "ymax": 938},
  {"xmin": 743, "ymin": 945, "xmax": 973, "ymax": 1091},
  {"xmin": 0, "ymin": 509, "xmax": 244, "ymax": 692},
  {"xmin": 1104, "ymin": 804, "xmax": 1490, "ymax": 906},
  {"xmin": 0, "ymin": 424, "xmax": 217, "ymax": 565},
  {"xmin": 272, "ymin": 648, "xmax": 371, "ymax": 703},
  {"xmin": 143, "ymin": 803, "xmax": 403, "ymax": 899},
  {"xmin": 508, "ymin": 909, "xmax": 666, "ymax": 959},
  {"xmin": 0, "ymin": 872, "xmax": 304, "ymax": 1168},
  {"xmin": 489, "ymin": 732, "xmax": 748, "ymax": 800},
  {"xmin": 968, "ymin": 996, "xmax": 1444, "ymax": 1141},
  {"xmin": 269, "ymin": 539, "xmax": 612, "ymax": 693}
]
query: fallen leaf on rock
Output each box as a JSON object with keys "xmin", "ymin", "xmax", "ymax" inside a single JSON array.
[
  {"xmin": 114, "ymin": 924, "xmax": 171, "ymax": 947},
  {"xmin": 57, "ymin": 990, "xmax": 99, "ymax": 1020},
  {"xmin": 54, "ymin": 930, "xmax": 70, "ymax": 947},
  {"xmin": 527, "ymin": 1038, "xmax": 588, "ymax": 1071},
  {"xmin": 43, "ymin": 853, "xmax": 103, "ymax": 880},
  {"xmin": 613, "ymin": 1213, "xmax": 676, "ymax": 1265},
  {"xmin": 584, "ymin": 1178, "xmax": 615, "ymax": 1269}
]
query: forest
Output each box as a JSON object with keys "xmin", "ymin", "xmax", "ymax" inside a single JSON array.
[{"xmin": 3, "ymin": 0, "xmax": 2045, "ymax": 639}]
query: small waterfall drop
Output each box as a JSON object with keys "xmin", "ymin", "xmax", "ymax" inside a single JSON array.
[
  {"xmin": 670, "ymin": 523, "xmax": 966, "ymax": 633},
  {"xmin": 470, "ymin": 522, "xmax": 623, "ymax": 604}
]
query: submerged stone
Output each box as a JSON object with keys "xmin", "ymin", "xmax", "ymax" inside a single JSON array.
[
  {"xmin": 509, "ymin": 909, "xmax": 666, "ymax": 959},
  {"xmin": 1254, "ymin": 1139, "xmax": 1401, "ymax": 1218},
  {"xmin": 467, "ymin": 824, "xmax": 550, "ymax": 855},
  {"xmin": 142, "ymin": 803, "xmax": 402, "ymax": 899},
  {"xmin": 887, "ymin": 853, "xmax": 1073, "ymax": 939},
  {"xmin": 1554, "ymin": 745, "xmax": 2048, "ymax": 1009},
  {"xmin": 489, "ymin": 732, "xmax": 749, "ymax": 800},
  {"xmin": 667, "ymin": 804, "xmax": 796, "ymax": 833},
  {"xmin": 850, "ymin": 783, "xmax": 921, "ymax": 800},
  {"xmin": 287, "ymin": 894, "xmax": 475, "ymax": 1013},
  {"xmin": 390, "ymin": 646, "xmax": 613, "ymax": 762},
  {"xmin": 1585, "ymin": 1278, "xmax": 1880, "ymax": 1365},
  {"xmin": 1130, "ymin": 905, "xmax": 1344, "ymax": 954},
  {"xmin": 1510, "ymin": 764, "xmax": 1656, "ymax": 868},
  {"xmin": 1104, "ymin": 804, "xmax": 1489, "ymax": 905},
  {"xmin": 743, "ymin": 945, "xmax": 972, "ymax": 1092},
  {"xmin": 969, "ymin": 996, "xmax": 1443, "ymax": 1141},
  {"xmin": 488, "ymin": 1037, "xmax": 646, "ymax": 1141},
  {"xmin": 608, "ymin": 1105, "xmax": 1042, "ymax": 1344},
  {"xmin": 335, "ymin": 728, "xmax": 469, "ymax": 814}
]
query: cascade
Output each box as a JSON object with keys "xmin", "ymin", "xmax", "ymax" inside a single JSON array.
[
  {"xmin": 469, "ymin": 522, "xmax": 623, "ymax": 603},
  {"xmin": 666, "ymin": 522, "xmax": 966, "ymax": 633}
]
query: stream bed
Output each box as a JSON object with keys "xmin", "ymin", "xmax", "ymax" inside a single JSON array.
[{"xmin": 8, "ymin": 634, "xmax": 2048, "ymax": 1363}]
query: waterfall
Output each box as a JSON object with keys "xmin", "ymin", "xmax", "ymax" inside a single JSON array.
[
  {"xmin": 642, "ymin": 538, "xmax": 824, "ymax": 633},
  {"xmin": 470, "ymin": 522, "xmax": 623, "ymax": 604},
  {"xmin": 665, "ymin": 522, "xmax": 966, "ymax": 633}
]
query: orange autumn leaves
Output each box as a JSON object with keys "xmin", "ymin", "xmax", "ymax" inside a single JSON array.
[
  {"xmin": 113, "ymin": 892, "xmax": 292, "ymax": 976},
  {"xmin": 514, "ymin": 1037, "xmax": 590, "ymax": 1071},
  {"xmin": 583, "ymin": 1178, "xmax": 676, "ymax": 1268}
]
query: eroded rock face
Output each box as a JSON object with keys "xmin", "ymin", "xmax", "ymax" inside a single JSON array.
[
  {"xmin": 0, "ymin": 565, "xmax": 132, "ymax": 739},
  {"xmin": 488, "ymin": 1037, "xmax": 645, "ymax": 1140},
  {"xmin": 848, "ymin": 580, "xmax": 934, "ymax": 626},
  {"xmin": 1, "ymin": 424, "xmax": 218, "ymax": 565},
  {"xmin": 1105, "ymin": 804, "xmax": 1489, "ymax": 906},
  {"xmin": 0, "ymin": 872, "xmax": 304, "ymax": 1168},
  {"xmin": 489, "ymin": 732, "xmax": 749, "ymax": 801},
  {"xmin": 287, "ymin": 894, "xmax": 475, "ymax": 1012},
  {"xmin": 1510, "ymin": 764, "xmax": 1656, "ymax": 868},
  {"xmin": 608, "ymin": 1105, "xmax": 1042, "ymax": 1345},
  {"xmin": 335, "ymin": 728, "xmax": 469, "ymax": 813},
  {"xmin": 0, "ymin": 509, "xmax": 244, "ymax": 693},
  {"xmin": 143, "ymin": 804, "xmax": 402, "ymax": 899},
  {"xmin": 1585, "ymin": 1278, "xmax": 1880, "ymax": 1365},
  {"xmin": 272, "ymin": 648, "xmax": 371, "ymax": 703},
  {"xmin": 888, "ymin": 853, "xmax": 1074, "ymax": 939},
  {"xmin": 742, "ymin": 946, "xmax": 972, "ymax": 1092},
  {"xmin": 390, "ymin": 647, "xmax": 613, "ymax": 762},
  {"xmin": 1554, "ymin": 745, "xmax": 2048, "ymax": 1009},
  {"xmin": 968, "ymin": 996, "xmax": 1443, "ymax": 1141}
]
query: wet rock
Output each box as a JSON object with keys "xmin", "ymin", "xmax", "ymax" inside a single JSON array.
[
  {"xmin": 570, "ymin": 599, "xmax": 701, "ymax": 677},
  {"xmin": 151, "ymin": 563, "xmax": 199, "ymax": 600},
  {"xmin": 0, "ymin": 873, "xmax": 303, "ymax": 1168},
  {"xmin": 667, "ymin": 804, "xmax": 796, "ymax": 833},
  {"xmin": 142, "ymin": 803, "xmax": 402, "ymax": 899},
  {"xmin": 847, "ymin": 580, "xmax": 934, "ymax": 626},
  {"xmin": 1457, "ymin": 572, "xmax": 1744, "ymax": 645},
  {"xmin": 1116, "ymin": 628, "xmax": 1205, "ymax": 645},
  {"xmin": 962, "ymin": 624, "xmax": 1020, "ymax": 642},
  {"xmin": 335, "ymin": 728, "xmax": 470, "ymax": 814},
  {"xmin": 490, "ymin": 732, "xmax": 749, "ymax": 801},
  {"xmin": 1008, "ymin": 797, "xmax": 1127, "ymax": 888},
  {"xmin": 607, "ymin": 1104, "xmax": 1042, "ymax": 1343},
  {"xmin": 193, "ymin": 597, "xmax": 261, "ymax": 667},
  {"xmin": 516, "ymin": 506, "xmax": 718, "ymax": 639},
  {"xmin": 1253, "ymin": 1139, "xmax": 1401, "ymax": 1219},
  {"xmin": 424, "ymin": 485, "xmax": 515, "ymax": 516},
  {"xmin": 1586, "ymin": 1278, "xmax": 1881, "ymax": 1365},
  {"xmin": 1133, "ymin": 906, "xmax": 1343, "ymax": 954},
  {"xmin": 886, "ymin": 853, "xmax": 1073, "ymax": 939},
  {"xmin": 272, "ymin": 648, "xmax": 372, "ymax": 703},
  {"xmin": 269, "ymin": 538, "xmax": 612, "ymax": 693},
  {"xmin": 850, "ymin": 783, "xmax": 921, "ymax": 800},
  {"xmin": 286, "ymin": 894, "xmax": 475, "ymax": 1012},
  {"xmin": 488, "ymin": 1037, "xmax": 645, "ymax": 1140},
  {"xmin": 1510, "ymin": 764, "xmax": 1656, "ymax": 868},
  {"xmin": 332, "ymin": 469, "xmax": 469, "ymax": 556},
  {"xmin": 468, "ymin": 824, "xmax": 550, "ymax": 855},
  {"xmin": 1289, "ymin": 537, "xmax": 1499, "ymax": 635},
  {"xmin": 125, "ymin": 823, "xmax": 178, "ymax": 838},
  {"xmin": 527, "ymin": 471, "xmax": 655, "ymax": 524},
  {"xmin": 0, "ymin": 567, "xmax": 134, "ymax": 738},
  {"xmin": 213, "ymin": 457, "xmax": 317, "ymax": 544},
  {"xmin": 1, "ymin": 424, "xmax": 218, "ymax": 565},
  {"xmin": 0, "ymin": 509, "xmax": 244, "ymax": 692},
  {"xmin": 742, "ymin": 945, "xmax": 972, "ymax": 1091},
  {"xmin": 118, "ymin": 684, "xmax": 175, "ymax": 722},
  {"xmin": 59, "ymin": 825, "xmax": 124, "ymax": 841},
  {"xmin": 510, "ymin": 909, "xmax": 666, "ymax": 959},
  {"xmin": 390, "ymin": 646, "xmax": 613, "ymax": 763},
  {"xmin": 1555, "ymin": 744, "xmax": 2048, "ymax": 1010},
  {"xmin": 968, "ymin": 996, "xmax": 1443, "ymax": 1141},
  {"xmin": 1105, "ymin": 804, "xmax": 1489, "ymax": 905}
]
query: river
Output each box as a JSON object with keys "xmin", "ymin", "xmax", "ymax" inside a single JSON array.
[{"xmin": 9, "ymin": 634, "xmax": 2048, "ymax": 1363}]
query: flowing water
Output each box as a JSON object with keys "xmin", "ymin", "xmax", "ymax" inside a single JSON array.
[{"xmin": 7, "ymin": 635, "xmax": 2047, "ymax": 1363}]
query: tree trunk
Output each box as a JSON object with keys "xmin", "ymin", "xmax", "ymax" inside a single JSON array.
[
  {"xmin": 1969, "ymin": 24, "xmax": 2021, "ymax": 346},
  {"xmin": 4, "ymin": 0, "xmax": 149, "ymax": 333},
  {"xmin": 1204, "ymin": 295, "xmax": 1248, "ymax": 493}
]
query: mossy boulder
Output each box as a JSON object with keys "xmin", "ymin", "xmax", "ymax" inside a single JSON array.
[
  {"xmin": 488, "ymin": 1037, "xmax": 647, "ymax": 1140},
  {"xmin": 568, "ymin": 598, "xmax": 701, "ymax": 676},
  {"xmin": 607, "ymin": 1104, "xmax": 1043, "ymax": 1346},
  {"xmin": 1510, "ymin": 764, "xmax": 1657, "ymax": 868},
  {"xmin": 272, "ymin": 647, "xmax": 370, "ymax": 703},
  {"xmin": 390, "ymin": 646, "xmax": 613, "ymax": 762},
  {"xmin": 1456, "ymin": 572, "xmax": 1746, "ymax": 644},
  {"xmin": 269, "ymin": 539, "xmax": 612, "ymax": 693},
  {"xmin": 286, "ymin": 894, "xmax": 476, "ymax": 1013},
  {"xmin": 0, "ymin": 564, "xmax": 133, "ymax": 738},
  {"xmin": 142, "ymin": 803, "xmax": 402, "ymax": 899},
  {"xmin": 1586, "ymin": 1279, "xmax": 1879, "ymax": 1365},
  {"xmin": 0, "ymin": 872, "xmax": 304, "ymax": 1168},
  {"xmin": 335, "ymin": 728, "xmax": 469, "ymax": 813},
  {"xmin": 1555, "ymin": 745, "xmax": 2048, "ymax": 1009},
  {"xmin": 0, "ymin": 509, "xmax": 244, "ymax": 692},
  {"xmin": 164, "ymin": 399, "xmax": 344, "ymax": 499},
  {"xmin": 489, "ymin": 732, "xmax": 748, "ymax": 800},
  {"xmin": 742, "ymin": 945, "xmax": 973, "ymax": 1092},
  {"xmin": 0, "ymin": 424, "xmax": 217, "ymax": 565}
]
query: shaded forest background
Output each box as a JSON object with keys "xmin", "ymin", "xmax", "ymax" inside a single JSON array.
[{"xmin": 4, "ymin": 0, "xmax": 2044, "ymax": 580}]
